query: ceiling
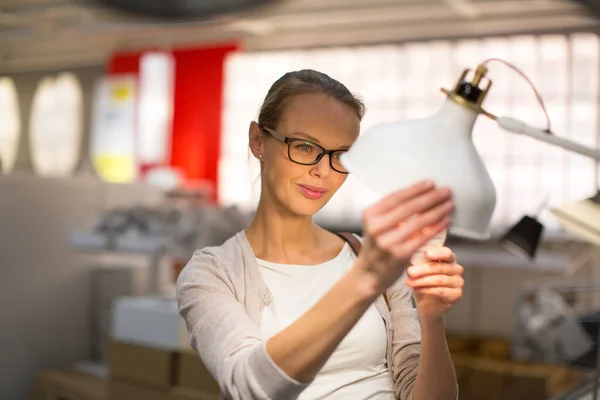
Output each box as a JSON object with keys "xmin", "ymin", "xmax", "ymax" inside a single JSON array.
[{"xmin": 0, "ymin": 0, "xmax": 598, "ymax": 73}]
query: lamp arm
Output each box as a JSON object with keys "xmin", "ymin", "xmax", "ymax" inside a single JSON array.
[{"xmin": 497, "ymin": 116, "xmax": 600, "ymax": 161}]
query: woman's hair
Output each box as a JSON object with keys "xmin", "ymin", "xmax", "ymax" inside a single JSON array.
[{"xmin": 257, "ymin": 69, "xmax": 366, "ymax": 130}]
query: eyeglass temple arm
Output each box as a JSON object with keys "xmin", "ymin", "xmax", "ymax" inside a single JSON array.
[{"xmin": 261, "ymin": 126, "xmax": 288, "ymax": 143}]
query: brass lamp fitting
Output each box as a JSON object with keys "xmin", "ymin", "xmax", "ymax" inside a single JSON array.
[{"xmin": 441, "ymin": 64, "xmax": 497, "ymax": 120}]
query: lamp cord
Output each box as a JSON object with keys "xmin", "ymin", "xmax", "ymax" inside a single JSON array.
[{"xmin": 482, "ymin": 58, "xmax": 553, "ymax": 134}]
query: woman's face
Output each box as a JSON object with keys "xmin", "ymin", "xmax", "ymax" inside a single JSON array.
[{"xmin": 254, "ymin": 92, "xmax": 360, "ymax": 217}]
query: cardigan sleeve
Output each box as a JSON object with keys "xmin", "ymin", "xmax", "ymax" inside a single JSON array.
[
  {"xmin": 386, "ymin": 276, "xmax": 422, "ymax": 400},
  {"xmin": 386, "ymin": 276, "xmax": 459, "ymax": 400},
  {"xmin": 176, "ymin": 250, "xmax": 311, "ymax": 400}
]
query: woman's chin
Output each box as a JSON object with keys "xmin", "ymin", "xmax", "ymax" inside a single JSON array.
[{"xmin": 289, "ymin": 198, "xmax": 327, "ymax": 217}]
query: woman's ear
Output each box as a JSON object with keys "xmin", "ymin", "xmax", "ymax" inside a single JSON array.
[{"xmin": 248, "ymin": 121, "xmax": 264, "ymax": 160}]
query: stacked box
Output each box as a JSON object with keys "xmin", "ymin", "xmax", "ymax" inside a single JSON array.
[
  {"xmin": 108, "ymin": 340, "xmax": 220, "ymax": 400},
  {"xmin": 30, "ymin": 369, "xmax": 107, "ymax": 400},
  {"xmin": 447, "ymin": 334, "xmax": 586, "ymax": 400}
]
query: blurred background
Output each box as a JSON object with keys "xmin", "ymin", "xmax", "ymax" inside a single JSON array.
[{"xmin": 2, "ymin": 0, "xmax": 600, "ymax": 399}]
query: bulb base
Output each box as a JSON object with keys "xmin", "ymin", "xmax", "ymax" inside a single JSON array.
[{"xmin": 441, "ymin": 63, "xmax": 497, "ymax": 120}]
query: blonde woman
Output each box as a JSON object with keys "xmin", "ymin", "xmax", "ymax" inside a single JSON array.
[{"xmin": 177, "ymin": 69, "xmax": 463, "ymax": 400}]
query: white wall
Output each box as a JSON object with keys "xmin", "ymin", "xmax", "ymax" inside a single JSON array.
[{"xmin": 0, "ymin": 174, "xmax": 163, "ymax": 400}]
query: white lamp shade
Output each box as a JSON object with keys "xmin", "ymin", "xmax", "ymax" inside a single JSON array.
[
  {"xmin": 551, "ymin": 193, "xmax": 600, "ymax": 247},
  {"xmin": 341, "ymin": 99, "xmax": 496, "ymax": 240}
]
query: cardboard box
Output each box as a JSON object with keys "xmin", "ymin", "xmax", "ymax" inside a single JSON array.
[
  {"xmin": 176, "ymin": 350, "xmax": 220, "ymax": 394},
  {"xmin": 109, "ymin": 379, "xmax": 167, "ymax": 400},
  {"xmin": 546, "ymin": 366, "xmax": 584, "ymax": 397},
  {"xmin": 448, "ymin": 334, "xmax": 584, "ymax": 399},
  {"xmin": 466, "ymin": 359, "xmax": 510, "ymax": 400},
  {"xmin": 459, "ymin": 358, "xmax": 583, "ymax": 400},
  {"xmin": 447, "ymin": 335, "xmax": 479, "ymax": 355},
  {"xmin": 478, "ymin": 337, "xmax": 512, "ymax": 360},
  {"xmin": 31, "ymin": 369, "xmax": 107, "ymax": 400},
  {"xmin": 108, "ymin": 340, "xmax": 175, "ymax": 388},
  {"xmin": 450, "ymin": 353, "xmax": 475, "ymax": 395},
  {"xmin": 169, "ymin": 387, "xmax": 220, "ymax": 400}
]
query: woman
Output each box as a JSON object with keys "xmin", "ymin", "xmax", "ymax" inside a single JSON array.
[{"xmin": 177, "ymin": 69, "xmax": 463, "ymax": 400}]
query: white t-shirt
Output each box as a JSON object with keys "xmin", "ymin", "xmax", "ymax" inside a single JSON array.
[{"xmin": 257, "ymin": 243, "xmax": 395, "ymax": 400}]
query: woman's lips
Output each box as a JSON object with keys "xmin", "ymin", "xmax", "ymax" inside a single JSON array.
[{"xmin": 298, "ymin": 184, "xmax": 327, "ymax": 200}]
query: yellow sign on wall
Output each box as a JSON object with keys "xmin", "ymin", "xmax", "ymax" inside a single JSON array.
[
  {"xmin": 89, "ymin": 75, "xmax": 138, "ymax": 183},
  {"xmin": 92, "ymin": 155, "xmax": 136, "ymax": 183}
]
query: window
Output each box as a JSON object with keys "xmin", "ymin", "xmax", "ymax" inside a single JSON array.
[
  {"xmin": 0, "ymin": 77, "xmax": 21, "ymax": 173},
  {"xmin": 219, "ymin": 33, "xmax": 599, "ymax": 233},
  {"xmin": 29, "ymin": 73, "xmax": 83, "ymax": 177}
]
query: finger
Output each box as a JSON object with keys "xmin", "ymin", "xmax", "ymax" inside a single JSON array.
[
  {"xmin": 367, "ymin": 180, "xmax": 436, "ymax": 215},
  {"xmin": 393, "ymin": 197, "xmax": 454, "ymax": 239},
  {"xmin": 373, "ymin": 197, "xmax": 453, "ymax": 248},
  {"xmin": 375, "ymin": 208, "xmax": 451, "ymax": 250},
  {"xmin": 390, "ymin": 215, "xmax": 451, "ymax": 257},
  {"xmin": 407, "ymin": 262, "xmax": 463, "ymax": 278},
  {"xmin": 425, "ymin": 247, "xmax": 456, "ymax": 263},
  {"xmin": 397, "ymin": 187, "xmax": 452, "ymax": 222},
  {"xmin": 412, "ymin": 287, "xmax": 463, "ymax": 303},
  {"xmin": 405, "ymin": 274, "xmax": 464, "ymax": 289},
  {"xmin": 369, "ymin": 189, "xmax": 453, "ymax": 238}
]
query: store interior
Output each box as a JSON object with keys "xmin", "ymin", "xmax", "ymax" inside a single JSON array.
[{"xmin": 2, "ymin": 0, "xmax": 600, "ymax": 399}]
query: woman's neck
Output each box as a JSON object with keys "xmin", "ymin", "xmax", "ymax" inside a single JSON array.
[{"xmin": 245, "ymin": 195, "xmax": 325, "ymax": 263}]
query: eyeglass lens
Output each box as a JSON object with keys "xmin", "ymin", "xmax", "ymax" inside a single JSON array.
[{"xmin": 288, "ymin": 140, "xmax": 348, "ymax": 173}]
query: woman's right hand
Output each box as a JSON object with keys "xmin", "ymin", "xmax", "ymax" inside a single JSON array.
[{"xmin": 355, "ymin": 180, "xmax": 454, "ymax": 295}]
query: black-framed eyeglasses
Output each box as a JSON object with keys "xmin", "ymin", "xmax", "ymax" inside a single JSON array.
[{"xmin": 261, "ymin": 126, "xmax": 349, "ymax": 174}]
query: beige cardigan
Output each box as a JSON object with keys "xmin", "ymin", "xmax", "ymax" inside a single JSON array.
[{"xmin": 176, "ymin": 230, "xmax": 422, "ymax": 400}]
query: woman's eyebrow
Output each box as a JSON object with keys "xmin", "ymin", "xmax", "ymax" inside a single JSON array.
[
  {"xmin": 289, "ymin": 132, "xmax": 353, "ymax": 149},
  {"xmin": 289, "ymin": 131, "xmax": 321, "ymax": 143}
]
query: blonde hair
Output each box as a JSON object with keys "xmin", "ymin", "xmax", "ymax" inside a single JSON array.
[{"xmin": 257, "ymin": 69, "xmax": 365, "ymax": 130}]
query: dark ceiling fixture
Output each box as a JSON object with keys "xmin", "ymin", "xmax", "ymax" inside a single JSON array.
[
  {"xmin": 96, "ymin": 0, "xmax": 280, "ymax": 20},
  {"xmin": 572, "ymin": 0, "xmax": 600, "ymax": 17}
]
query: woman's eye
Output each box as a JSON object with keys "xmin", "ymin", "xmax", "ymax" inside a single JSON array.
[{"xmin": 297, "ymin": 143, "xmax": 314, "ymax": 152}]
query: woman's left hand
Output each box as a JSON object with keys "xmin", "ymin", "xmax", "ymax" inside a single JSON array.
[{"xmin": 405, "ymin": 247, "xmax": 464, "ymax": 321}]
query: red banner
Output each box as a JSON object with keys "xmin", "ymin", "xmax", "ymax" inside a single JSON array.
[{"xmin": 107, "ymin": 42, "xmax": 238, "ymax": 202}]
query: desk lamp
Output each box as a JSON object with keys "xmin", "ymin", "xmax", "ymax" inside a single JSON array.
[{"xmin": 341, "ymin": 60, "xmax": 600, "ymax": 252}]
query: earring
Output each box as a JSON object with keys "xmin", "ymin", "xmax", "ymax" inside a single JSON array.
[{"xmin": 259, "ymin": 154, "xmax": 263, "ymax": 158}]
